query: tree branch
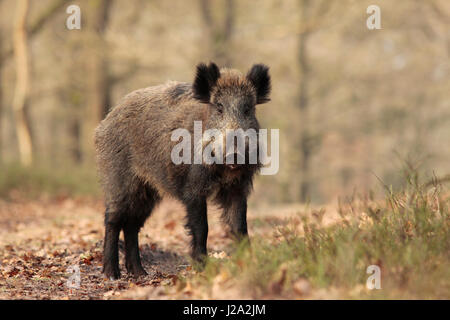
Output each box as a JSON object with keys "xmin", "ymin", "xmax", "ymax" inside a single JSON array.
[{"xmin": 1, "ymin": 0, "xmax": 69, "ymax": 61}]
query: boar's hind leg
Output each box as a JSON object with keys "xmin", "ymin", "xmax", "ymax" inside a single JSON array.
[
  {"xmin": 103, "ymin": 208, "xmax": 123, "ymax": 280},
  {"xmin": 184, "ymin": 198, "xmax": 208, "ymax": 263},
  {"xmin": 123, "ymin": 185, "xmax": 160, "ymax": 277}
]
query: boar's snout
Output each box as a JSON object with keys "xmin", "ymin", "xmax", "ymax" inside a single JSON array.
[{"xmin": 225, "ymin": 150, "xmax": 246, "ymax": 170}]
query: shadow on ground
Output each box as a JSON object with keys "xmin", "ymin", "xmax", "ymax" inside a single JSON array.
[{"xmin": 118, "ymin": 240, "xmax": 188, "ymax": 276}]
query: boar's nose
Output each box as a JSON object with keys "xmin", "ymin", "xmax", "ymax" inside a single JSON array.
[{"xmin": 225, "ymin": 151, "xmax": 246, "ymax": 170}]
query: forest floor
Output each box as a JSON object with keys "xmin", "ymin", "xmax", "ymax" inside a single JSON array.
[
  {"xmin": 0, "ymin": 184, "xmax": 448, "ymax": 299},
  {"xmin": 0, "ymin": 197, "xmax": 326, "ymax": 300}
]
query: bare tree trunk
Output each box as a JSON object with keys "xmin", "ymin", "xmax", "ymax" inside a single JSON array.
[
  {"xmin": 1, "ymin": 0, "xmax": 69, "ymax": 62},
  {"xmin": 199, "ymin": 0, "xmax": 235, "ymax": 66},
  {"xmin": 298, "ymin": 0, "xmax": 312, "ymax": 202},
  {"xmin": 296, "ymin": 0, "xmax": 337, "ymax": 202},
  {"xmin": 59, "ymin": 86, "xmax": 83, "ymax": 164},
  {"xmin": 12, "ymin": 0, "xmax": 33, "ymax": 166},
  {"xmin": 88, "ymin": 0, "xmax": 113, "ymax": 120},
  {"xmin": 0, "ymin": 31, "xmax": 3, "ymax": 163},
  {"xmin": 69, "ymin": 115, "xmax": 82, "ymax": 163},
  {"xmin": 82, "ymin": 0, "xmax": 113, "ymax": 163}
]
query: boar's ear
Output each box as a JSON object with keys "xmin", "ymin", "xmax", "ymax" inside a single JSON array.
[
  {"xmin": 246, "ymin": 64, "xmax": 271, "ymax": 104},
  {"xmin": 193, "ymin": 62, "xmax": 221, "ymax": 103}
]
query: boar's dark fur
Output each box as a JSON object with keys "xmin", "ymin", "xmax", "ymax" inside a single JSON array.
[{"xmin": 95, "ymin": 62, "xmax": 271, "ymax": 279}]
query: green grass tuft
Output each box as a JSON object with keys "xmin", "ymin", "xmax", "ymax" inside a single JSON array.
[{"xmin": 186, "ymin": 173, "xmax": 450, "ymax": 299}]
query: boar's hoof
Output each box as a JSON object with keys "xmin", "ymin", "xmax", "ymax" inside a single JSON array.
[
  {"xmin": 103, "ymin": 265, "xmax": 121, "ymax": 280},
  {"xmin": 126, "ymin": 264, "xmax": 148, "ymax": 278},
  {"xmin": 191, "ymin": 254, "xmax": 207, "ymax": 271}
]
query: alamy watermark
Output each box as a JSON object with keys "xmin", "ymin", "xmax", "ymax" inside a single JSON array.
[
  {"xmin": 66, "ymin": 265, "xmax": 80, "ymax": 289},
  {"xmin": 66, "ymin": 4, "xmax": 382, "ymax": 31},
  {"xmin": 366, "ymin": 265, "xmax": 381, "ymax": 290},
  {"xmin": 66, "ymin": 5, "xmax": 81, "ymax": 30},
  {"xmin": 367, "ymin": 5, "xmax": 382, "ymax": 30},
  {"xmin": 171, "ymin": 121, "xmax": 279, "ymax": 175}
]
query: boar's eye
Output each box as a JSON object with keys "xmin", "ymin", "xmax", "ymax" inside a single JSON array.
[{"xmin": 216, "ymin": 103, "xmax": 224, "ymax": 114}]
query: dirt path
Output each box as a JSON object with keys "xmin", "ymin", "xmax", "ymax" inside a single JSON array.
[{"xmin": 0, "ymin": 197, "xmax": 317, "ymax": 300}]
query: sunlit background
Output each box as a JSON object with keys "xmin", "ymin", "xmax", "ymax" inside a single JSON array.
[{"xmin": 0, "ymin": 0, "xmax": 448, "ymax": 205}]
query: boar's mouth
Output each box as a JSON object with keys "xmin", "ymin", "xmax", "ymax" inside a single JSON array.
[
  {"xmin": 224, "ymin": 152, "xmax": 246, "ymax": 171},
  {"xmin": 226, "ymin": 163, "xmax": 241, "ymax": 170}
]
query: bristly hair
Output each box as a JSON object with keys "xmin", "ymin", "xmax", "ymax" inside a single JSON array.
[
  {"xmin": 246, "ymin": 64, "xmax": 271, "ymax": 104},
  {"xmin": 193, "ymin": 62, "xmax": 221, "ymax": 103}
]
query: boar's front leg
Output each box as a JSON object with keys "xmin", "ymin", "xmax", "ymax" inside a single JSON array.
[
  {"xmin": 184, "ymin": 198, "xmax": 208, "ymax": 263},
  {"xmin": 123, "ymin": 221, "xmax": 147, "ymax": 277},
  {"xmin": 221, "ymin": 195, "xmax": 250, "ymax": 244}
]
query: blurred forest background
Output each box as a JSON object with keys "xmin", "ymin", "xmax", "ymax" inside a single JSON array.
[{"xmin": 0, "ymin": 0, "xmax": 448, "ymax": 205}]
